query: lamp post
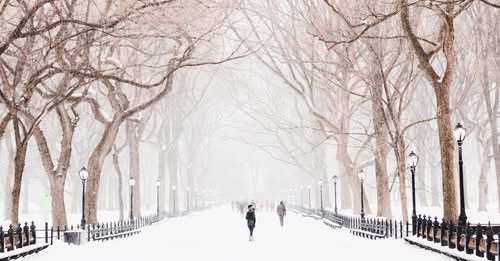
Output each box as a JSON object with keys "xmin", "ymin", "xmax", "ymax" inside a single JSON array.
[
  {"xmin": 407, "ymin": 151, "xmax": 419, "ymax": 235},
  {"xmin": 358, "ymin": 169, "xmax": 365, "ymax": 221},
  {"xmin": 172, "ymin": 185, "xmax": 177, "ymax": 215},
  {"xmin": 156, "ymin": 179, "xmax": 160, "ymax": 216},
  {"xmin": 186, "ymin": 187, "xmax": 190, "ymax": 213},
  {"xmin": 318, "ymin": 180, "xmax": 323, "ymax": 211},
  {"xmin": 332, "ymin": 175, "xmax": 338, "ymax": 215},
  {"xmin": 129, "ymin": 177, "xmax": 136, "ymax": 220},
  {"xmin": 454, "ymin": 122, "xmax": 467, "ymax": 226},
  {"xmin": 307, "ymin": 185, "xmax": 311, "ymax": 209},
  {"xmin": 79, "ymin": 167, "xmax": 88, "ymax": 229}
]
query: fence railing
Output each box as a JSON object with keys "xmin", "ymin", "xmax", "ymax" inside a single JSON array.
[
  {"xmin": 292, "ymin": 205, "xmax": 500, "ymax": 260},
  {"xmin": 0, "ymin": 212, "xmax": 165, "ymax": 256},
  {"xmin": 408, "ymin": 215, "xmax": 500, "ymax": 261},
  {"xmin": 0, "ymin": 222, "xmax": 40, "ymax": 253},
  {"xmin": 291, "ymin": 205, "xmax": 407, "ymax": 239}
]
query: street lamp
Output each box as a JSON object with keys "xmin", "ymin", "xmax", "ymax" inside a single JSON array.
[
  {"xmin": 129, "ymin": 177, "xmax": 136, "ymax": 220},
  {"xmin": 358, "ymin": 169, "xmax": 365, "ymax": 221},
  {"xmin": 156, "ymin": 179, "xmax": 160, "ymax": 216},
  {"xmin": 318, "ymin": 180, "xmax": 324, "ymax": 211},
  {"xmin": 332, "ymin": 175, "xmax": 338, "ymax": 215},
  {"xmin": 407, "ymin": 151, "xmax": 419, "ymax": 235},
  {"xmin": 454, "ymin": 122, "xmax": 467, "ymax": 226},
  {"xmin": 307, "ymin": 185, "xmax": 311, "ymax": 209},
  {"xmin": 186, "ymin": 187, "xmax": 190, "ymax": 213},
  {"xmin": 79, "ymin": 167, "xmax": 88, "ymax": 229},
  {"xmin": 172, "ymin": 185, "xmax": 177, "ymax": 215}
]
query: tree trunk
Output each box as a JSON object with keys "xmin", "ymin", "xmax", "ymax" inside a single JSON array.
[
  {"xmin": 336, "ymin": 135, "xmax": 353, "ymax": 210},
  {"xmin": 479, "ymin": 35, "xmax": 500, "ymax": 212},
  {"xmin": 399, "ymin": 0, "xmax": 458, "ymax": 221},
  {"xmin": 127, "ymin": 120, "xmax": 141, "ymax": 217},
  {"xmin": 112, "ymin": 149, "xmax": 125, "ymax": 220},
  {"xmin": 370, "ymin": 85, "xmax": 392, "ymax": 218},
  {"xmin": 314, "ymin": 146, "xmax": 331, "ymax": 208},
  {"xmin": 86, "ymin": 119, "xmax": 123, "ymax": 224},
  {"xmin": 49, "ymin": 176, "xmax": 67, "ymax": 227},
  {"xmin": 395, "ymin": 139, "xmax": 409, "ymax": 223},
  {"xmin": 435, "ymin": 87, "xmax": 458, "ymax": 221},
  {"xmin": 478, "ymin": 143, "xmax": 489, "ymax": 211},
  {"xmin": 11, "ymin": 142, "xmax": 28, "ymax": 225},
  {"xmin": 4, "ymin": 132, "xmax": 14, "ymax": 219}
]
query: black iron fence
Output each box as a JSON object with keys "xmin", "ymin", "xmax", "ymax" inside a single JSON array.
[
  {"xmin": 0, "ymin": 213, "xmax": 164, "ymax": 256},
  {"xmin": 0, "ymin": 222, "xmax": 40, "ymax": 253},
  {"xmin": 291, "ymin": 205, "xmax": 500, "ymax": 260},
  {"xmin": 407, "ymin": 215, "xmax": 500, "ymax": 261},
  {"xmin": 291, "ymin": 205, "xmax": 407, "ymax": 239}
]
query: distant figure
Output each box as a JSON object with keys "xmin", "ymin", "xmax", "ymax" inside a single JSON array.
[
  {"xmin": 276, "ymin": 201, "xmax": 286, "ymax": 227},
  {"xmin": 246, "ymin": 205, "xmax": 256, "ymax": 241}
]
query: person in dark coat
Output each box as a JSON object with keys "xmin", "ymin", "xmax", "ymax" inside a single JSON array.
[
  {"xmin": 245, "ymin": 204, "xmax": 256, "ymax": 241},
  {"xmin": 276, "ymin": 201, "xmax": 286, "ymax": 227}
]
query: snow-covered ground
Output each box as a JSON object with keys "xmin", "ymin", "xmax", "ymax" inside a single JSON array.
[{"xmin": 24, "ymin": 206, "xmax": 452, "ymax": 261}]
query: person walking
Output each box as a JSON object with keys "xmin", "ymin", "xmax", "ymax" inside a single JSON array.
[
  {"xmin": 276, "ymin": 201, "xmax": 286, "ymax": 227},
  {"xmin": 246, "ymin": 205, "xmax": 256, "ymax": 241}
]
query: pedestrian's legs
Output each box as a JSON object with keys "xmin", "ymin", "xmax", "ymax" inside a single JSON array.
[
  {"xmin": 249, "ymin": 226, "xmax": 254, "ymax": 236},
  {"xmin": 279, "ymin": 215, "xmax": 284, "ymax": 226}
]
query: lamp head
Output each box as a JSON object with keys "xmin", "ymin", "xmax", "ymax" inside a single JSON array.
[
  {"xmin": 332, "ymin": 175, "xmax": 338, "ymax": 183},
  {"xmin": 79, "ymin": 167, "xmax": 88, "ymax": 181},
  {"xmin": 407, "ymin": 151, "xmax": 419, "ymax": 168},
  {"xmin": 156, "ymin": 179, "xmax": 160, "ymax": 187},
  {"xmin": 129, "ymin": 177, "xmax": 136, "ymax": 187},
  {"xmin": 453, "ymin": 122, "xmax": 467, "ymax": 143},
  {"xmin": 358, "ymin": 169, "xmax": 365, "ymax": 182}
]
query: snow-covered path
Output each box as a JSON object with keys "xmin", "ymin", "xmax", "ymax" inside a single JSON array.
[{"xmin": 28, "ymin": 206, "xmax": 450, "ymax": 261}]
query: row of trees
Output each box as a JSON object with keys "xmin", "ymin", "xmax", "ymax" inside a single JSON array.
[
  {"xmin": 0, "ymin": 0, "xmax": 498, "ymax": 228},
  {"xmin": 0, "ymin": 0, "xmax": 246, "ymax": 226},
  {"xmin": 230, "ymin": 0, "xmax": 499, "ymax": 222}
]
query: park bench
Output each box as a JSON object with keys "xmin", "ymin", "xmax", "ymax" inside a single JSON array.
[
  {"xmin": 323, "ymin": 219, "xmax": 342, "ymax": 229},
  {"xmin": 411, "ymin": 219, "xmax": 500, "ymax": 261},
  {"xmin": 91, "ymin": 223, "xmax": 141, "ymax": 241},
  {"xmin": 93, "ymin": 229, "xmax": 141, "ymax": 241},
  {"xmin": 350, "ymin": 221, "xmax": 386, "ymax": 240},
  {"xmin": 322, "ymin": 213, "xmax": 342, "ymax": 229},
  {"xmin": 0, "ymin": 223, "xmax": 49, "ymax": 261}
]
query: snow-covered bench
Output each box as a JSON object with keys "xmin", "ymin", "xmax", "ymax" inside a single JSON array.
[
  {"xmin": 410, "ymin": 220, "xmax": 500, "ymax": 261},
  {"xmin": 350, "ymin": 222, "xmax": 386, "ymax": 240},
  {"xmin": 91, "ymin": 223, "xmax": 141, "ymax": 242},
  {"xmin": 323, "ymin": 219, "xmax": 342, "ymax": 229},
  {"xmin": 0, "ymin": 223, "xmax": 49, "ymax": 261},
  {"xmin": 322, "ymin": 212, "xmax": 342, "ymax": 229},
  {"xmin": 0, "ymin": 243, "xmax": 49, "ymax": 261},
  {"xmin": 93, "ymin": 229, "xmax": 141, "ymax": 241}
]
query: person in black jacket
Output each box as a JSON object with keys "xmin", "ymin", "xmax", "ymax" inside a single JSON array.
[{"xmin": 245, "ymin": 204, "xmax": 256, "ymax": 241}]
